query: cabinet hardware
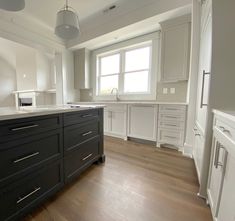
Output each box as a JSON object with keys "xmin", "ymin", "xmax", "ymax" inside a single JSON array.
[
  {"xmin": 13, "ymin": 152, "xmax": 40, "ymax": 163},
  {"xmin": 165, "ymin": 108, "xmax": 178, "ymax": 111},
  {"xmin": 165, "ymin": 135, "xmax": 177, "ymax": 139},
  {"xmin": 195, "ymin": 133, "xmax": 201, "ymax": 136},
  {"xmin": 17, "ymin": 187, "xmax": 41, "ymax": 204},
  {"xmin": 219, "ymin": 126, "xmax": 230, "ymax": 133},
  {"xmin": 82, "ymin": 131, "xmax": 93, "ymax": 136},
  {"xmin": 81, "ymin": 114, "xmax": 93, "ymax": 118},
  {"xmin": 165, "ymin": 124, "xmax": 177, "ymax": 127},
  {"xmin": 82, "ymin": 153, "xmax": 93, "ymax": 161},
  {"xmin": 11, "ymin": 124, "xmax": 39, "ymax": 131},
  {"xmin": 165, "ymin": 116, "xmax": 178, "ymax": 119},
  {"xmin": 214, "ymin": 143, "xmax": 228, "ymax": 169},
  {"xmin": 200, "ymin": 70, "xmax": 210, "ymax": 108}
]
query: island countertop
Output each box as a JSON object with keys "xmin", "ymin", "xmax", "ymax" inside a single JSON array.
[{"xmin": 0, "ymin": 105, "xmax": 105, "ymax": 121}]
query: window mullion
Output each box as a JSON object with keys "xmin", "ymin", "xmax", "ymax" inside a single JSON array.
[{"xmin": 119, "ymin": 50, "xmax": 125, "ymax": 94}]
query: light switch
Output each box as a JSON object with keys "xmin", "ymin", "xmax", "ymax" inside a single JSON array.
[
  {"xmin": 170, "ymin": 88, "xmax": 176, "ymax": 94},
  {"xmin": 163, "ymin": 88, "xmax": 168, "ymax": 94}
]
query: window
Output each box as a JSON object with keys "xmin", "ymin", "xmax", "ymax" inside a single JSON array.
[{"xmin": 97, "ymin": 43, "xmax": 152, "ymax": 96}]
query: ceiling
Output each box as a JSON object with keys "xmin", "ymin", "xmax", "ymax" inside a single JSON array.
[{"xmin": 19, "ymin": 0, "xmax": 157, "ymax": 30}]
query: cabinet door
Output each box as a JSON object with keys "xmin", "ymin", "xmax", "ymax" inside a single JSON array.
[
  {"xmin": 207, "ymin": 139, "xmax": 227, "ymax": 217},
  {"xmin": 110, "ymin": 111, "xmax": 126, "ymax": 136},
  {"xmin": 161, "ymin": 23, "xmax": 190, "ymax": 82},
  {"xmin": 128, "ymin": 105, "xmax": 157, "ymax": 141},
  {"xmin": 104, "ymin": 110, "xmax": 110, "ymax": 134},
  {"xmin": 193, "ymin": 128, "xmax": 205, "ymax": 183},
  {"xmin": 195, "ymin": 3, "xmax": 212, "ymax": 135},
  {"xmin": 217, "ymin": 148, "xmax": 235, "ymax": 221}
]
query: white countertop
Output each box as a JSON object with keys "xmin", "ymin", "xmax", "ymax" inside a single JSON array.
[
  {"xmin": 0, "ymin": 105, "xmax": 105, "ymax": 121},
  {"xmin": 72, "ymin": 101, "xmax": 188, "ymax": 105},
  {"xmin": 213, "ymin": 109, "xmax": 235, "ymax": 123}
]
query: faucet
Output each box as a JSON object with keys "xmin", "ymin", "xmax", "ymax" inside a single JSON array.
[{"xmin": 111, "ymin": 88, "xmax": 120, "ymax": 101}]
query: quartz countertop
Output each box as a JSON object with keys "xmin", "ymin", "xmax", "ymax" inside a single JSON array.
[
  {"xmin": 0, "ymin": 105, "xmax": 105, "ymax": 121},
  {"xmin": 71, "ymin": 101, "xmax": 188, "ymax": 105},
  {"xmin": 213, "ymin": 109, "xmax": 235, "ymax": 123}
]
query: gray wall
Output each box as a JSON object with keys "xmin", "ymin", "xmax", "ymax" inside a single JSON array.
[{"xmin": 0, "ymin": 57, "xmax": 16, "ymax": 107}]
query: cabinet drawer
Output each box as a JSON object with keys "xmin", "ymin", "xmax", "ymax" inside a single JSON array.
[
  {"xmin": 0, "ymin": 160, "xmax": 63, "ymax": 221},
  {"xmin": 64, "ymin": 120, "xmax": 100, "ymax": 153},
  {"xmin": 158, "ymin": 129, "xmax": 184, "ymax": 146},
  {"xmin": 159, "ymin": 105, "xmax": 186, "ymax": 114},
  {"xmin": 0, "ymin": 129, "xmax": 62, "ymax": 186},
  {"xmin": 215, "ymin": 118, "xmax": 235, "ymax": 143},
  {"xmin": 0, "ymin": 114, "xmax": 62, "ymax": 142},
  {"xmin": 158, "ymin": 120, "xmax": 185, "ymax": 130},
  {"xmin": 159, "ymin": 113, "xmax": 185, "ymax": 122},
  {"xmin": 64, "ymin": 109, "xmax": 99, "ymax": 126},
  {"xmin": 64, "ymin": 137, "xmax": 100, "ymax": 182}
]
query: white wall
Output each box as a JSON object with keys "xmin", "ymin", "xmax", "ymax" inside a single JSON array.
[
  {"xmin": 0, "ymin": 57, "xmax": 16, "ymax": 107},
  {"xmin": 16, "ymin": 48, "xmax": 37, "ymax": 90}
]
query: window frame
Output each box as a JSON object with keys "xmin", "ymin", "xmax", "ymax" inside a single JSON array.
[
  {"xmin": 92, "ymin": 32, "xmax": 160, "ymax": 101},
  {"xmin": 97, "ymin": 42, "xmax": 152, "ymax": 95}
]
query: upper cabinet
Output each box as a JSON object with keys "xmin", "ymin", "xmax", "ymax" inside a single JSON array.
[
  {"xmin": 160, "ymin": 15, "xmax": 191, "ymax": 83},
  {"xmin": 74, "ymin": 48, "xmax": 90, "ymax": 89}
]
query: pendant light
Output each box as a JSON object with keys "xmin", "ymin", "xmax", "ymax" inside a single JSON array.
[
  {"xmin": 55, "ymin": 0, "xmax": 80, "ymax": 40},
  {"xmin": 0, "ymin": 0, "xmax": 25, "ymax": 11}
]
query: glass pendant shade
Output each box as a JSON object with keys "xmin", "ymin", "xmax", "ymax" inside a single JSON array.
[
  {"xmin": 55, "ymin": 9, "xmax": 80, "ymax": 40},
  {"xmin": 0, "ymin": 0, "xmax": 25, "ymax": 11}
]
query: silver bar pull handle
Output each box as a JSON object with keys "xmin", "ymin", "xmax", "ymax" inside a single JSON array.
[
  {"xmin": 17, "ymin": 187, "xmax": 41, "ymax": 204},
  {"xmin": 219, "ymin": 126, "xmax": 230, "ymax": 134},
  {"xmin": 81, "ymin": 114, "xmax": 93, "ymax": 118},
  {"xmin": 214, "ymin": 142, "xmax": 220, "ymax": 167},
  {"xmin": 11, "ymin": 124, "xmax": 39, "ymax": 131},
  {"xmin": 200, "ymin": 70, "xmax": 210, "ymax": 108},
  {"xmin": 82, "ymin": 153, "xmax": 93, "ymax": 161},
  {"xmin": 165, "ymin": 116, "xmax": 178, "ymax": 119},
  {"xmin": 165, "ymin": 135, "xmax": 177, "ymax": 139},
  {"xmin": 13, "ymin": 152, "xmax": 40, "ymax": 164},
  {"xmin": 82, "ymin": 131, "xmax": 93, "ymax": 137}
]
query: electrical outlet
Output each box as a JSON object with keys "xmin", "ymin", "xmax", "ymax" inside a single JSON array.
[
  {"xmin": 170, "ymin": 88, "xmax": 176, "ymax": 94},
  {"xmin": 163, "ymin": 88, "xmax": 168, "ymax": 94}
]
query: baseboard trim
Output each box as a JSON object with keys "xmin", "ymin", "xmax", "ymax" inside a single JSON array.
[{"xmin": 183, "ymin": 142, "xmax": 193, "ymax": 158}]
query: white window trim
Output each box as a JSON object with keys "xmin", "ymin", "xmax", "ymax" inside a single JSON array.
[{"xmin": 91, "ymin": 32, "xmax": 160, "ymax": 101}]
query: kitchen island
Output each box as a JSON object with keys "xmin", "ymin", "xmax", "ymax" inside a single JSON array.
[{"xmin": 0, "ymin": 105, "xmax": 105, "ymax": 221}]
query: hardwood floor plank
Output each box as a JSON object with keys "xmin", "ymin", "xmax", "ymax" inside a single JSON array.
[{"xmin": 22, "ymin": 136, "xmax": 212, "ymax": 221}]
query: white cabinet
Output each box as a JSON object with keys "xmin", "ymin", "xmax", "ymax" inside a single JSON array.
[
  {"xmin": 160, "ymin": 15, "xmax": 191, "ymax": 82},
  {"xmin": 74, "ymin": 48, "xmax": 90, "ymax": 89},
  {"xmin": 128, "ymin": 105, "xmax": 157, "ymax": 141},
  {"xmin": 104, "ymin": 104, "xmax": 127, "ymax": 139},
  {"xmin": 207, "ymin": 138, "xmax": 227, "ymax": 217},
  {"xmin": 207, "ymin": 111, "xmax": 235, "ymax": 221},
  {"xmin": 157, "ymin": 105, "xmax": 187, "ymax": 149}
]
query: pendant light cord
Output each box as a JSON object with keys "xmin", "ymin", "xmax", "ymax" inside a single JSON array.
[{"xmin": 65, "ymin": 0, "xmax": 68, "ymax": 10}]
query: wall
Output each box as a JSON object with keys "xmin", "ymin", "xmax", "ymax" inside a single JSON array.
[
  {"xmin": 0, "ymin": 57, "xmax": 16, "ymax": 107},
  {"xmin": 16, "ymin": 48, "xmax": 37, "ymax": 90},
  {"xmin": 156, "ymin": 81, "xmax": 188, "ymax": 102},
  {"xmin": 36, "ymin": 51, "xmax": 51, "ymax": 91}
]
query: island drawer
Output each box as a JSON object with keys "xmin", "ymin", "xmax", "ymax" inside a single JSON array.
[
  {"xmin": 64, "ymin": 120, "xmax": 100, "ymax": 153},
  {"xmin": 63, "ymin": 109, "xmax": 99, "ymax": 126},
  {"xmin": 0, "ymin": 114, "xmax": 62, "ymax": 142},
  {"xmin": 64, "ymin": 137, "xmax": 100, "ymax": 183},
  {"xmin": 0, "ymin": 129, "xmax": 63, "ymax": 186},
  {"xmin": 0, "ymin": 159, "xmax": 63, "ymax": 221}
]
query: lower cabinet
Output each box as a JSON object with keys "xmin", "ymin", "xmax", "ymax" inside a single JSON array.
[
  {"xmin": 0, "ymin": 108, "xmax": 105, "ymax": 221},
  {"xmin": 207, "ymin": 111, "xmax": 235, "ymax": 221},
  {"xmin": 64, "ymin": 136, "xmax": 101, "ymax": 183},
  {"xmin": 128, "ymin": 105, "xmax": 157, "ymax": 141},
  {"xmin": 0, "ymin": 160, "xmax": 63, "ymax": 221},
  {"xmin": 104, "ymin": 104, "xmax": 127, "ymax": 139}
]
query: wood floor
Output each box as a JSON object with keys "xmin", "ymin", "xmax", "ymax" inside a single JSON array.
[{"xmin": 23, "ymin": 136, "xmax": 212, "ymax": 221}]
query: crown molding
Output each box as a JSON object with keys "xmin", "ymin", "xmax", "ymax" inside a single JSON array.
[{"xmin": 0, "ymin": 11, "xmax": 66, "ymax": 53}]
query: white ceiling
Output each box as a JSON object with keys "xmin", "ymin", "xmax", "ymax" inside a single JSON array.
[{"xmin": 19, "ymin": 0, "xmax": 157, "ymax": 30}]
